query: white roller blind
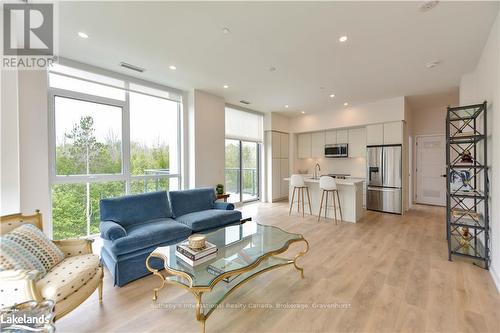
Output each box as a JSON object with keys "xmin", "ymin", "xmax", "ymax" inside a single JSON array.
[{"xmin": 225, "ymin": 107, "xmax": 263, "ymax": 142}]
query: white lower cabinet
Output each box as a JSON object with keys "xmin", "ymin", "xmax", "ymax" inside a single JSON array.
[
  {"xmin": 280, "ymin": 159, "xmax": 289, "ymax": 199},
  {"xmin": 272, "ymin": 158, "xmax": 281, "ymax": 200},
  {"xmin": 272, "ymin": 158, "xmax": 289, "ymax": 201}
]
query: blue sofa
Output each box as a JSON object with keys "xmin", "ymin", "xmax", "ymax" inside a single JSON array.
[{"xmin": 99, "ymin": 188, "xmax": 242, "ymax": 286}]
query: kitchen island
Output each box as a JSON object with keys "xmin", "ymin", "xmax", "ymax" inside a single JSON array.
[{"xmin": 284, "ymin": 176, "xmax": 364, "ymax": 223}]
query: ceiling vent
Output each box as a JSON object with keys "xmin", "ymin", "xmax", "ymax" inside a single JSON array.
[
  {"xmin": 240, "ymin": 100, "xmax": 251, "ymax": 105},
  {"xmin": 119, "ymin": 62, "xmax": 145, "ymax": 73},
  {"xmin": 419, "ymin": 1, "xmax": 439, "ymax": 12},
  {"xmin": 426, "ymin": 60, "xmax": 441, "ymax": 68}
]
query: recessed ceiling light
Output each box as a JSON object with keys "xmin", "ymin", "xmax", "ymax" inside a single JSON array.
[
  {"xmin": 222, "ymin": 27, "xmax": 231, "ymax": 34},
  {"xmin": 78, "ymin": 32, "xmax": 89, "ymax": 39},
  {"xmin": 344, "ymin": 102, "xmax": 349, "ymax": 106},
  {"xmin": 339, "ymin": 36, "xmax": 348, "ymax": 42},
  {"xmin": 285, "ymin": 105, "xmax": 289, "ymax": 108},
  {"xmin": 419, "ymin": 1, "xmax": 439, "ymax": 12},
  {"xmin": 329, "ymin": 94, "xmax": 335, "ymax": 98},
  {"xmin": 169, "ymin": 65, "xmax": 176, "ymax": 70},
  {"xmin": 301, "ymin": 111, "xmax": 306, "ymax": 114},
  {"xmin": 425, "ymin": 60, "xmax": 441, "ymax": 68},
  {"xmin": 223, "ymin": 85, "xmax": 229, "ymax": 89}
]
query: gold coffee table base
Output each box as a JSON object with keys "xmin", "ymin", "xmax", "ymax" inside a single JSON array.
[{"xmin": 146, "ymin": 237, "xmax": 309, "ymax": 333}]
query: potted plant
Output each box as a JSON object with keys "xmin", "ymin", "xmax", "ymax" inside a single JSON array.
[{"xmin": 216, "ymin": 184, "xmax": 224, "ymax": 195}]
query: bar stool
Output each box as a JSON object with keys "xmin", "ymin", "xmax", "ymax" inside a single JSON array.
[
  {"xmin": 318, "ymin": 176, "xmax": 343, "ymax": 224},
  {"xmin": 289, "ymin": 174, "xmax": 312, "ymax": 217}
]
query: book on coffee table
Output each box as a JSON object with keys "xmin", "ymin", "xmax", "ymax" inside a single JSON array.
[
  {"xmin": 176, "ymin": 241, "xmax": 217, "ymax": 261},
  {"xmin": 175, "ymin": 250, "xmax": 218, "ymax": 266}
]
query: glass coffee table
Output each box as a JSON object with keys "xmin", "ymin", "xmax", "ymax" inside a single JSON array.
[{"xmin": 145, "ymin": 221, "xmax": 309, "ymax": 333}]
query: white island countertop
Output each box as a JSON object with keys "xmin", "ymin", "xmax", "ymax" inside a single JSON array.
[
  {"xmin": 284, "ymin": 175, "xmax": 364, "ymax": 222},
  {"xmin": 283, "ymin": 177, "xmax": 364, "ymax": 186}
]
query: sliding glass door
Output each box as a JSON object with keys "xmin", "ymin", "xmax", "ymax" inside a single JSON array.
[
  {"xmin": 225, "ymin": 140, "xmax": 260, "ymax": 203},
  {"xmin": 241, "ymin": 141, "xmax": 259, "ymax": 202}
]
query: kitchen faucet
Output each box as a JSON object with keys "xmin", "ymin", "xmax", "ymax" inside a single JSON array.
[{"xmin": 314, "ymin": 163, "xmax": 321, "ymax": 180}]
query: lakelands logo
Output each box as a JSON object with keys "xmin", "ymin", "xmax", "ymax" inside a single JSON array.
[
  {"xmin": 2, "ymin": 3, "xmax": 57, "ymax": 69},
  {"xmin": 0, "ymin": 313, "xmax": 51, "ymax": 332}
]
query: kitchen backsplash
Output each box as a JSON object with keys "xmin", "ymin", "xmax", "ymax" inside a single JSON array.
[{"xmin": 295, "ymin": 156, "xmax": 366, "ymax": 178}]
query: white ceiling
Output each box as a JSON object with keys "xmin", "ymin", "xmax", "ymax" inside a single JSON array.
[{"xmin": 57, "ymin": 1, "xmax": 499, "ymax": 114}]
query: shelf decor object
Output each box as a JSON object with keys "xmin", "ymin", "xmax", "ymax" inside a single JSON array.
[{"xmin": 446, "ymin": 101, "xmax": 490, "ymax": 269}]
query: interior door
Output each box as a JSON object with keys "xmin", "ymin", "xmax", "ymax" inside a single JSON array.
[{"xmin": 416, "ymin": 135, "xmax": 446, "ymax": 206}]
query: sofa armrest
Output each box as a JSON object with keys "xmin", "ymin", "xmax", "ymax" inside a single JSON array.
[
  {"xmin": 214, "ymin": 202, "xmax": 235, "ymax": 210},
  {"xmin": 0, "ymin": 270, "xmax": 43, "ymax": 307},
  {"xmin": 99, "ymin": 220, "xmax": 127, "ymax": 241},
  {"xmin": 53, "ymin": 238, "xmax": 94, "ymax": 256}
]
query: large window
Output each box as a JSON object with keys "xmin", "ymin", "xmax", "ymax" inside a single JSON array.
[
  {"xmin": 49, "ymin": 64, "xmax": 182, "ymax": 239},
  {"xmin": 225, "ymin": 107, "xmax": 263, "ymax": 203}
]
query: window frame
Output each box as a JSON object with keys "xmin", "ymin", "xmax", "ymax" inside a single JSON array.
[{"xmin": 48, "ymin": 64, "xmax": 183, "ymax": 238}]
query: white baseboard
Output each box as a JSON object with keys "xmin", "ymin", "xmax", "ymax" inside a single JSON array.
[{"xmin": 490, "ymin": 264, "xmax": 500, "ymax": 294}]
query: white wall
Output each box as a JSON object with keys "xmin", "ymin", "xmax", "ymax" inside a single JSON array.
[
  {"xmin": 459, "ymin": 7, "xmax": 500, "ymax": 291},
  {"xmin": 289, "ymin": 96, "xmax": 405, "ymax": 133},
  {"xmin": 1, "ymin": 69, "xmax": 20, "ymax": 215},
  {"xmin": 409, "ymin": 95, "xmax": 459, "ymax": 204},
  {"xmin": 188, "ymin": 89, "xmax": 225, "ymax": 188},
  {"xmin": 17, "ymin": 70, "xmax": 51, "ymax": 233},
  {"xmin": 412, "ymin": 105, "xmax": 449, "ymax": 136}
]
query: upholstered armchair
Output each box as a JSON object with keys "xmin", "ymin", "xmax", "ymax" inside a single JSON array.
[{"xmin": 0, "ymin": 211, "xmax": 103, "ymax": 320}]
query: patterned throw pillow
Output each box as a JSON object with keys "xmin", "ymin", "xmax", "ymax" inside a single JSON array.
[{"xmin": 0, "ymin": 224, "xmax": 65, "ymax": 277}]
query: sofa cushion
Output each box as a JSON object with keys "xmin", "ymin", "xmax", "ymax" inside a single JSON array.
[
  {"xmin": 110, "ymin": 219, "xmax": 191, "ymax": 256},
  {"xmin": 0, "ymin": 224, "xmax": 65, "ymax": 277},
  {"xmin": 175, "ymin": 209, "xmax": 242, "ymax": 232},
  {"xmin": 37, "ymin": 254, "xmax": 100, "ymax": 302},
  {"xmin": 169, "ymin": 187, "xmax": 215, "ymax": 218},
  {"xmin": 100, "ymin": 221, "xmax": 127, "ymax": 241},
  {"xmin": 100, "ymin": 191, "xmax": 172, "ymax": 228}
]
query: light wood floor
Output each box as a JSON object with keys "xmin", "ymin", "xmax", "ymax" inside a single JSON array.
[{"xmin": 57, "ymin": 203, "xmax": 500, "ymax": 333}]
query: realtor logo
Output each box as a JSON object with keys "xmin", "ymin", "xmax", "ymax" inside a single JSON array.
[{"xmin": 3, "ymin": 3, "xmax": 53, "ymax": 56}]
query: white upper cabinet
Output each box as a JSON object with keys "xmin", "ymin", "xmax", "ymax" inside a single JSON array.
[
  {"xmin": 366, "ymin": 122, "xmax": 403, "ymax": 145},
  {"xmin": 280, "ymin": 132, "xmax": 289, "ymax": 158},
  {"xmin": 336, "ymin": 129, "xmax": 348, "ymax": 144},
  {"xmin": 325, "ymin": 130, "xmax": 337, "ymax": 144},
  {"xmin": 383, "ymin": 122, "xmax": 403, "ymax": 144},
  {"xmin": 272, "ymin": 131, "xmax": 281, "ymax": 158},
  {"xmin": 297, "ymin": 133, "xmax": 312, "ymax": 159},
  {"xmin": 311, "ymin": 132, "xmax": 325, "ymax": 158},
  {"xmin": 366, "ymin": 124, "xmax": 384, "ymax": 145},
  {"xmin": 348, "ymin": 127, "xmax": 366, "ymax": 158}
]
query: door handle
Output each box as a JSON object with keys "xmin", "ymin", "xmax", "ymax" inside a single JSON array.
[{"xmin": 441, "ymin": 174, "xmax": 447, "ymax": 178}]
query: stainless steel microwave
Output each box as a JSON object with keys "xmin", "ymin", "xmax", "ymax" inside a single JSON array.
[{"xmin": 325, "ymin": 144, "xmax": 348, "ymax": 158}]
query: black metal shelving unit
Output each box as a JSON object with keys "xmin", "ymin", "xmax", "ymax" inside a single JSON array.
[{"xmin": 446, "ymin": 101, "xmax": 489, "ymax": 269}]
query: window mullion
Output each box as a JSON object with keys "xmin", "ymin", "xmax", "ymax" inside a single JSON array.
[{"xmin": 123, "ymin": 89, "xmax": 131, "ymax": 194}]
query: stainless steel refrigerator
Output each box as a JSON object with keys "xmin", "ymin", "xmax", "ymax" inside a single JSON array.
[{"xmin": 366, "ymin": 145, "xmax": 402, "ymax": 214}]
